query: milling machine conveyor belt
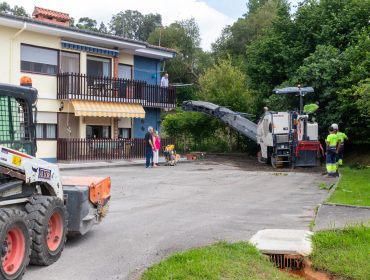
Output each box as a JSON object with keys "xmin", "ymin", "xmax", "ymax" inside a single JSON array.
[{"xmin": 182, "ymin": 100, "xmax": 257, "ymax": 142}]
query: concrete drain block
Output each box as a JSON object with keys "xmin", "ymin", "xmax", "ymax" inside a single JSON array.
[{"xmin": 250, "ymin": 229, "xmax": 313, "ymax": 270}]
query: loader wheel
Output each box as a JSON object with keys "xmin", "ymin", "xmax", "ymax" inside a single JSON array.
[
  {"xmin": 0, "ymin": 209, "xmax": 31, "ymax": 280},
  {"xmin": 25, "ymin": 196, "xmax": 67, "ymax": 266}
]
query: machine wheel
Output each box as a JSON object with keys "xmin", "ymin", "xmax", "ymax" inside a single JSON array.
[
  {"xmin": 0, "ymin": 209, "xmax": 31, "ymax": 280},
  {"xmin": 25, "ymin": 196, "xmax": 67, "ymax": 266}
]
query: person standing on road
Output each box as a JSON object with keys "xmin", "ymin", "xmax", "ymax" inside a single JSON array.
[
  {"xmin": 153, "ymin": 131, "xmax": 161, "ymax": 167},
  {"xmin": 331, "ymin": 123, "xmax": 348, "ymax": 166},
  {"xmin": 145, "ymin": 126, "xmax": 155, "ymax": 168},
  {"xmin": 326, "ymin": 126, "xmax": 341, "ymax": 177}
]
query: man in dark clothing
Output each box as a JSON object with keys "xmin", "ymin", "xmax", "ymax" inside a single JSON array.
[{"xmin": 145, "ymin": 126, "xmax": 154, "ymax": 168}]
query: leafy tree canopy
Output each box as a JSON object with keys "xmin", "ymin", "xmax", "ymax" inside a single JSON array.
[
  {"xmin": 76, "ymin": 17, "xmax": 98, "ymax": 32},
  {"xmin": 0, "ymin": 1, "xmax": 29, "ymax": 17},
  {"xmin": 109, "ymin": 10, "xmax": 161, "ymax": 41},
  {"xmin": 198, "ymin": 59, "xmax": 256, "ymax": 114}
]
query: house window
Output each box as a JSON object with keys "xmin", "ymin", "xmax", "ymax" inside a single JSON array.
[
  {"xmin": 36, "ymin": 124, "xmax": 57, "ymax": 139},
  {"xmin": 21, "ymin": 45, "xmax": 58, "ymax": 75},
  {"xmin": 60, "ymin": 51, "xmax": 80, "ymax": 73},
  {"xmin": 118, "ymin": 64, "xmax": 132, "ymax": 80},
  {"xmin": 86, "ymin": 125, "xmax": 111, "ymax": 139},
  {"xmin": 119, "ymin": 128, "xmax": 131, "ymax": 139},
  {"xmin": 87, "ymin": 56, "xmax": 111, "ymax": 77}
]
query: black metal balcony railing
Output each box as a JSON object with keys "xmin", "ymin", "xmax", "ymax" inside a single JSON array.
[{"xmin": 57, "ymin": 73, "xmax": 176, "ymax": 108}]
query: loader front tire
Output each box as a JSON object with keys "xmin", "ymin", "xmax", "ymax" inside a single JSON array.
[
  {"xmin": 25, "ymin": 196, "xmax": 67, "ymax": 266},
  {"xmin": 0, "ymin": 209, "xmax": 31, "ymax": 280}
]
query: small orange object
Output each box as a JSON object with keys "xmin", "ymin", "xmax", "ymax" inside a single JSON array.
[{"xmin": 20, "ymin": 76, "xmax": 32, "ymax": 87}]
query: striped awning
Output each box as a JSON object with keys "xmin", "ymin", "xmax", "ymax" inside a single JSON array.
[
  {"xmin": 61, "ymin": 41, "xmax": 119, "ymax": 57},
  {"xmin": 71, "ymin": 101, "xmax": 145, "ymax": 118}
]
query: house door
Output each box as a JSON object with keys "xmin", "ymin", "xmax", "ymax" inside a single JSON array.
[{"xmin": 60, "ymin": 52, "xmax": 80, "ymax": 94}]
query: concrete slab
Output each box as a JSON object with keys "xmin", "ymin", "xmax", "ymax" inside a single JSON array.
[
  {"xmin": 250, "ymin": 229, "xmax": 313, "ymax": 256},
  {"xmin": 314, "ymin": 203, "xmax": 370, "ymax": 231}
]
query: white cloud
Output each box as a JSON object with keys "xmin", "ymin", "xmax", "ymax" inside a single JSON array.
[{"xmin": 4, "ymin": 0, "xmax": 234, "ymax": 50}]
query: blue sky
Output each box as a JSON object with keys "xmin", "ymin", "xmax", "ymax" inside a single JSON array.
[{"xmin": 205, "ymin": 0, "xmax": 247, "ymax": 19}]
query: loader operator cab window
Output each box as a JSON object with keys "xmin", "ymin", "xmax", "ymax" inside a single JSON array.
[{"xmin": 0, "ymin": 96, "xmax": 32, "ymax": 154}]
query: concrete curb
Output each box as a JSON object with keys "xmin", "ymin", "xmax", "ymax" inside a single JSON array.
[
  {"xmin": 323, "ymin": 202, "xmax": 370, "ymax": 210},
  {"xmin": 326, "ymin": 172, "xmax": 341, "ymax": 195},
  {"xmin": 58, "ymin": 158, "xmax": 193, "ymax": 171}
]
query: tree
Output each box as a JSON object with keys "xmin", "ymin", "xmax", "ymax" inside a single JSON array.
[
  {"xmin": 148, "ymin": 18, "xmax": 207, "ymax": 90},
  {"xmin": 0, "ymin": 2, "xmax": 10, "ymax": 13},
  {"xmin": 0, "ymin": 2, "xmax": 29, "ymax": 17},
  {"xmin": 76, "ymin": 17, "xmax": 98, "ymax": 32},
  {"xmin": 109, "ymin": 10, "xmax": 161, "ymax": 41},
  {"xmin": 212, "ymin": 0, "xmax": 287, "ymax": 59},
  {"xmin": 162, "ymin": 110, "xmax": 220, "ymax": 151},
  {"xmin": 246, "ymin": 0, "xmax": 269, "ymax": 15},
  {"xmin": 198, "ymin": 59, "xmax": 255, "ymax": 114},
  {"xmin": 98, "ymin": 22, "xmax": 108, "ymax": 33},
  {"xmin": 339, "ymin": 79, "xmax": 370, "ymax": 143}
]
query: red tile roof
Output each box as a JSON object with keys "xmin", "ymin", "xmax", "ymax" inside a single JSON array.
[{"xmin": 32, "ymin": 6, "xmax": 70, "ymax": 21}]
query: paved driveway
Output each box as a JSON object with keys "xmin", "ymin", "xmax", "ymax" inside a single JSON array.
[{"xmin": 25, "ymin": 160, "xmax": 328, "ymax": 280}]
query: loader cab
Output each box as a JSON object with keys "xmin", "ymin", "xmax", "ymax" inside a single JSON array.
[{"xmin": 0, "ymin": 83, "xmax": 37, "ymax": 157}]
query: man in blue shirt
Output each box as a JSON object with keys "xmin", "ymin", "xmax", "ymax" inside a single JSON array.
[{"xmin": 145, "ymin": 126, "xmax": 155, "ymax": 168}]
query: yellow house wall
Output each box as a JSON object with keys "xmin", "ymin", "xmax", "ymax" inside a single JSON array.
[
  {"xmin": 36, "ymin": 141, "xmax": 57, "ymax": 159},
  {"xmin": 0, "ymin": 25, "xmax": 136, "ymax": 158},
  {"xmin": 0, "ymin": 27, "xmax": 13, "ymax": 83},
  {"xmin": 10, "ymin": 28, "xmax": 59, "ymax": 99},
  {"xmin": 118, "ymin": 53, "xmax": 134, "ymax": 65}
]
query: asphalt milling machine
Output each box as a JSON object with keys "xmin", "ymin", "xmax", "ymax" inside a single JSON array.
[
  {"xmin": 183, "ymin": 87, "xmax": 323, "ymax": 168},
  {"xmin": 0, "ymin": 81, "xmax": 111, "ymax": 280}
]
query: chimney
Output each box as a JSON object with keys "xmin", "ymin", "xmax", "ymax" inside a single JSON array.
[{"xmin": 32, "ymin": 7, "xmax": 70, "ymax": 27}]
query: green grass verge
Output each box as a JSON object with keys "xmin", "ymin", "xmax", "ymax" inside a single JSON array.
[
  {"xmin": 141, "ymin": 242, "xmax": 296, "ymax": 280},
  {"xmin": 311, "ymin": 225, "xmax": 370, "ymax": 280},
  {"xmin": 328, "ymin": 167, "xmax": 370, "ymax": 206}
]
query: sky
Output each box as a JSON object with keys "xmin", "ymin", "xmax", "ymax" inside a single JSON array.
[{"xmin": 4, "ymin": 0, "xmax": 300, "ymax": 50}]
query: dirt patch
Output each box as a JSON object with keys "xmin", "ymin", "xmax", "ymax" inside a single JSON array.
[
  {"xmin": 281, "ymin": 259, "xmax": 332, "ymax": 280},
  {"xmin": 203, "ymin": 154, "xmax": 325, "ymax": 173}
]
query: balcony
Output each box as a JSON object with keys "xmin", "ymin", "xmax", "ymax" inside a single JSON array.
[{"xmin": 57, "ymin": 73, "xmax": 176, "ymax": 108}]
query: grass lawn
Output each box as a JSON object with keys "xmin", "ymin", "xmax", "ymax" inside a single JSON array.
[
  {"xmin": 328, "ymin": 167, "xmax": 370, "ymax": 206},
  {"xmin": 311, "ymin": 225, "xmax": 370, "ymax": 280},
  {"xmin": 141, "ymin": 242, "xmax": 296, "ymax": 280}
]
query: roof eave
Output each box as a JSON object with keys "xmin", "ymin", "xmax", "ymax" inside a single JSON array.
[{"xmin": 0, "ymin": 13, "xmax": 176, "ymax": 59}]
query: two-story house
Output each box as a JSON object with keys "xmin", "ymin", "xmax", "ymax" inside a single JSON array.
[{"xmin": 0, "ymin": 7, "xmax": 176, "ymax": 163}]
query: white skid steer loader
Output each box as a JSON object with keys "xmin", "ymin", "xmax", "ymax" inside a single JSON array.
[{"xmin": 0, "ymin": 80, "xmax": 111, "ymax": 280}]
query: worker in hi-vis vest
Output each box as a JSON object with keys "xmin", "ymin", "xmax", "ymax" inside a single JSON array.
[
  {"xmin": 331, "ymin": 123, "xmax": 348, "ymax": 166},
  {"xmin": 326, "ymin": 126, "xmax": 341, "ymax": 177}
]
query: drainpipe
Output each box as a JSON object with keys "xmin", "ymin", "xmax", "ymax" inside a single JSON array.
[{"xmin": 9, "ymin": 22, "xmax": 27, "ymax": 83}]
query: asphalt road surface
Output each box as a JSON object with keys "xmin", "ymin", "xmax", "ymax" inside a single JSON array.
[{"xmin": 25, "ymin": 160, "xmax": 329, "ymax": 280}]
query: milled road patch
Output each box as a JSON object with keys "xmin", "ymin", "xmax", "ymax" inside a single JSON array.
[{"xmin": 24, "ymin": 161, "xmax": 328, "ymax": 280}]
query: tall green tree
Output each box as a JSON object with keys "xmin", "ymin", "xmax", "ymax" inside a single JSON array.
[
  {"xmin": 98, "ymin": 22, "xmax": 108, "ymax": 33},
  {"xmin": 109, "ymin": 10, "xmax": 161, "ymax": 41},
  {"xmin": 198, "ymin": 59, "xmax": 255, "ymax": 114},
  {"xmin": 76, "ymin": 17, "xmax": 98, "ymax": 32},
  {"xmin": 212, "ymin": 0, "xmax": 287, "ymax": 59},
  {"xmin": 148, "ymin": 18, "xmax": 210, "ymax": 103},
  {"xmin": 0, "ymin": 2, "xmax": 29, "ymax": 17}
]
